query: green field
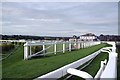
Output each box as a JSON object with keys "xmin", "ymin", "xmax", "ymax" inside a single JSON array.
[{"xmin": 2, "ymin": 43, "xmax": 108, "ymax": 79}]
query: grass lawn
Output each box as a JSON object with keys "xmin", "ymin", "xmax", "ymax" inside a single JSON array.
[{"xmin": 2, "ymin": 43, "xmax": 108, "ymax": 79}]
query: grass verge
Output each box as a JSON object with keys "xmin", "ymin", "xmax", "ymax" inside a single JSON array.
[{"xmin": 2, "ymin": 43, "xmax": 108, "ymax": 79}]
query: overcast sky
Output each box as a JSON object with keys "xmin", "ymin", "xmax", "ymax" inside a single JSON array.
[{"xmin": 2, "ymin": 2, "xmax": 118, "ymax": 37}]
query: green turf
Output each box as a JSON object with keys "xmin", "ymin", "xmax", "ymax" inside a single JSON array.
[{"xmin": 2, "ymin": 43, "xmax": 108, "ymax": 79}]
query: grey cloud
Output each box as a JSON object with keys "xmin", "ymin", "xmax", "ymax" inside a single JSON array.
[{"xmin": 2, "ymin": 2, "xmax": 118, "ymax": 36}]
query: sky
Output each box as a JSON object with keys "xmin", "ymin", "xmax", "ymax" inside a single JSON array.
[{"xmin": 2, "ymin": 2, "xmax": 118, "ymax": 37}]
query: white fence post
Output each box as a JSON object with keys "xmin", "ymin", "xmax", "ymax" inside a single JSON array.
[
  {"xmin": 54, "ymin": 42, "xmax": 57, "ymax": 54},
  {"xmin": 78, "ymin": 42, "xmax": 80, "ymax": 49},
  {"xmin": 24, "ymin": 42, "xmax": 29, "ymax": 60},
  {"xmin": 63, "ymin": 42, "xmax": 65, "ymax": 53},
  {"xmin": 69, "ymin": 42, "xmax": 71, "ymax": 51},
  {"xmin": 88, "ymin": 42, "xmax": 90, "ymax": 47},
  {"xmin": 43, "ymin": 42, "xmax": 45, "ymax": 56},
  {"xmin": 81, "ymin": 42, "xmax": 83, "ymax": 48},
  {"xmin": 74, "ymin": 40, "xmax": 77, "ymax": 49},
  {"xmin": 84, "ymin": 42, "xmax": 86, "ymax": 48},
  {"xmin": 86, "ymin": 42, "xmax": 88, "ymax": 47},
  {"xmin": 83, "ymin": 42, "xmax": 85, "ymax": 48},
  {"xmin": 30, "ymin": 46, "xmax": 32, "ymax": 56}
]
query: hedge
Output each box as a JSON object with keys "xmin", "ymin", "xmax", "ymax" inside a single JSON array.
[
  {"xmin": 31, "ymin": 46, "xmax": 43, "ymax": 54},
  {"xmin": 1, "ymin": 43, "xmax": 15, "ymax": 53}
]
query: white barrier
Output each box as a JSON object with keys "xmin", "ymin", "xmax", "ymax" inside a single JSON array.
[
  {"xmin": 94, "ymin": 59, "xmax": 107, "ymax": 79},
  {"xmin": 67, "ymin": 68, "xmax": 93, "ymax": 80},
  {"xmin": 35, "ymin": 48, "xmax": 101, "ymax": 79},
  {"xmin": 64, "ymin": 42, "xmax": 117, "ymax": 79},
  {"xmin": 66, "ymin": 59, "xmax": 107, "ymax": 80},
  {"xmin": 24, "ymin": 41, "xmax": 101, "ymax": 60},
  {"xmin": 100, "ymin": 42, "xmax": 117, "ymax": 79}
]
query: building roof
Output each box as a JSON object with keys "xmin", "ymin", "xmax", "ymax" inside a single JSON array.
[{"xmin": 81, "ymin": 33, "xmax": 96, "ymax": 36}]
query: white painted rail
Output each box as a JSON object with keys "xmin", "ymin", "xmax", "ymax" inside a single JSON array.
[
  {"xmin": 24, "ymin": 41, "xmax": 100, "ymax": 60},
  {"xmin": 67, "ymin": 68, "xmax": 93, "ymax": 80},
  {"xmin": 67, "ymin": 59, "xmax": 107, "ymax": 80},
  {"xmin": 100, "ymin": 42, "xmax": 118, "ymax": 79},
  {"xmin": 94, "ymin": 59, "xmax": 107, "ymax": 79},
  {"xmin": 35, "ymin": 48, "xmax": 101, "ymax": 79},
  {"xmin": 65, "ymin": 42, "xmax": 117, "ymax": 80}
]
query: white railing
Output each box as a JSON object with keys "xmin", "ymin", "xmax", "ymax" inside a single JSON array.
[
  {"xmin": 94, "ymin": 59, "xmax": 107, "ymax": 79},
  {"xmin": 67, "ymin": 59, "xmax": 107, "ymax": 80},
  {"xmin": 35, "ymin": 48, "xmax": 101, "ymax": 79},
  {"xmin": 66, "ymin": 42, "xmax": 118, "ymax": 80},
  {"xmin": 24, "ymin": 41, "xmax": 117, "ymax": 79},
  {"xmin": 100, "ymin": 42, "xmax": 117, "ymax": 79},
  {"xmin": 67, "ymin": 68, "xmax": 93, "ymax": 80},
  {"xmin": 24, "ymin": 41, "xmax": 100, "ymax": 60}
]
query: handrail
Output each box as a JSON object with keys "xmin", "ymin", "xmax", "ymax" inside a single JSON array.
[
  {"xmin": 35, "ymin": 49, "xmax": 101, "ymax": 79},
  {"xmin": 67, "ymin": 68, "xmax": 93, "ymax": 80},
  {"xmin": 24, "ymin": 41, "xmax": 101, "ymax": 60},
  {"xmin": 94, "ymin": 59, "xmax": 107, "ymax": 79},
  {"xmin": 65, "ymin": 42, "xmax": 118, "ymax": 80},
  {"xmin": 100, "ymin": 42, "xmax": 118, "ymax": 79}
]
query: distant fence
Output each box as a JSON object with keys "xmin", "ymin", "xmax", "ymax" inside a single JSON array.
[{"xmin": 24, "ymin": 41, "xmax": 101, "ymax": 60}]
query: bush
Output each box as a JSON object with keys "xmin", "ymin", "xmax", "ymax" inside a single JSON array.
[
  {"xmin": 32, "ymin": 46, "xmax": 43, "ymax": 54},
  {"xmin": 14, "ymin": 42, "xmax": 17, "ymax": 45},
  {"xmin": 21, "ymin": 42, "xmax": 25, "ymax": 45},
  {"xmin": 17, "ymin": 42, "xmax": 25, "ymax": 46},
  {"xmin": 18, "ymin": 42, "xmax": 21, "ymax": 45},
  {"xmin": 11, "ymin": 42, "xmax": 14, "ymax": 45},
  {"xmin": 11, "ymin": 42, "xmax": 25, "ymax": 46},
  {"xmin": 1, "ymin": 43, "xmax": 15, "ymax": 53}
]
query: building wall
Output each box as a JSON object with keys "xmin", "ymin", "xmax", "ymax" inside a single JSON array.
[{"xmin": 79, "ymin": 36, "xmax": 96, "ymax": 41}]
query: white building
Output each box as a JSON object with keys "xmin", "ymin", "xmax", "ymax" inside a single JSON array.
[{"xmin": 79, "ymin": 33, "xmax": 98, "ymax": 41}]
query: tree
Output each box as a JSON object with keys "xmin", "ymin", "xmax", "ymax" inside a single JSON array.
[{"xmin": 73, "ymin": 35, "xmax": 77, "ymax": 39}]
